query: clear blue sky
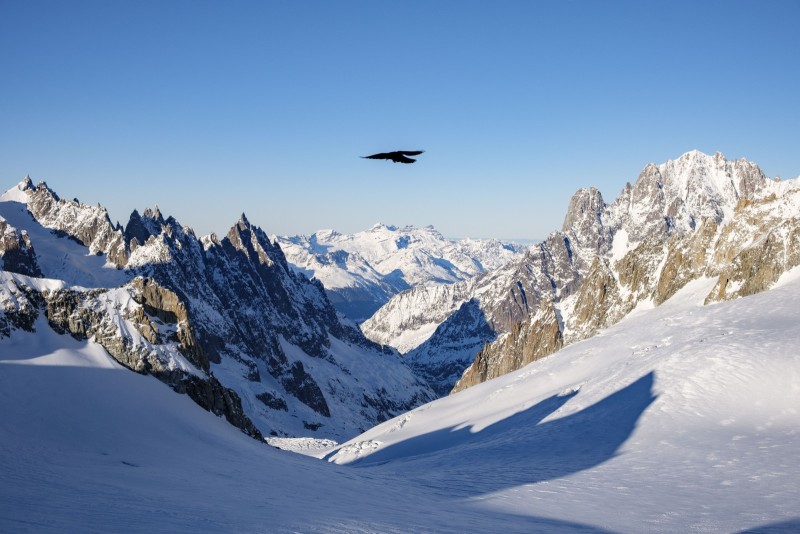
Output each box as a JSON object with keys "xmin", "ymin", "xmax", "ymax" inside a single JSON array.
[{"xmin": 1, "ymin": 1, "xmax": 798, "ymax": 241}]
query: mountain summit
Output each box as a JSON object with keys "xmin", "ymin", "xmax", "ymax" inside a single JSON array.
[
  {"xmin": 0, "ymin": 179, "xmax": 433, "ymax": 440},
  {"xmin": 359, "ymin": 151, "xmax": 800, "ymax": 395},
  {"xmin": 274, "ymin": 224, "xmax": 526, "ymax": 322}
]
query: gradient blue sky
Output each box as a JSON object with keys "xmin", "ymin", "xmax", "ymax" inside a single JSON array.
[{"xmin": 1, "ymin": 1, "xmax": 798, "ymax": 241}]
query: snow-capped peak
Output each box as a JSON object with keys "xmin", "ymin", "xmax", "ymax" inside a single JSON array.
[
  {"xmin": 274, "ymin": 224, "xmax": 528, "ymax": 322},
  {"xmin": 0, "ymin": 176, "xmax": 35, "ymax": 203}
]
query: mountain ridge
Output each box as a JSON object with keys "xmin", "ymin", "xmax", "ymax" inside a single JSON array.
[
  {"xmin": 357, "ymin": 151, "xmax": 800, "ymax": 396},
  {"xmin": 273, "ymin": 223, "xmax": 528, "ymax": 322},
  {"xmin": 1, "ymin": 179, "xmax": 434, "ymax": 441}
]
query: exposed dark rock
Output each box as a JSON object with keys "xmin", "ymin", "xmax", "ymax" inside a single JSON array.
[
  {"xmin": 281, "ymin": 361, "xmax": 330, "ymax": 417},
  {"xmin": 130, "ymin": 277, "xmax": 209, "ymax": 372},
  {"xmin": 174, "ymin": 374, "xmax": 262, "ymax": 439},
  {"xmin": 568, "ymin": 256, "xmax": 623, "ymax": 340},
  {"xmin": 39, "ymin": 284, "xmax": 262, "ymax": 439},
  {"xmin": 654, "ymin": 219, "xmax": 718, "ymax": 305},
  {"xmin": 256, "ymin": 391, "xmax": 289, "ymax": 411},
  {"xmin": 0, "ymin": 277, "xmax": 43, "ymax": 337},
  {"xmin": 453, "ymin": 302, "xmax": 563, "ymax": 393},
  {"xmin": 562, "ymin": 187, "xmax": 608, "ymax": 252},
  {"xmin": 21, "ymin": 179, "xmax": 129, "ymax": 267},
  {"xmin": 0, "ymin": 219, "xmax": 42, "ymax": 277},
  {"xmin": 408, "ymin": 298, "xmax": 496, "ymax": 396}
]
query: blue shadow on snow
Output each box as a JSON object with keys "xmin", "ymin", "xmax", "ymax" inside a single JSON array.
[{"xmin": 345, "ymin": 371, "xmax": 657, "ymax": 499}]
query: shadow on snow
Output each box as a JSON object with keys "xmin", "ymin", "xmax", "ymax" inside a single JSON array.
[
  {"xmin": 736, "ymin": 519, "xmax": 800, "ymax": 533},
  {"xmin": 344, "ymin": 371, "xmax": 658, "ymax": 499}
]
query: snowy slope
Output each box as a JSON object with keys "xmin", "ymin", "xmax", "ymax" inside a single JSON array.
[
  {"xmin": 1, "ymin": 179, "xmax": 433, "ymax": 441},
  {"xmin": 0, "ymin": 317, "xmax": 623, "ymax": 533},
  {"xmin": 0, "ymin": 191, "xmax": 129, "ymax": 288},
  {"xmin": 3, "ymin": 271, "xmax": 797, "ymax": 532},
  {"xmin": 326, "ymin": 272, "xmax": 800, "ymax": 533}
]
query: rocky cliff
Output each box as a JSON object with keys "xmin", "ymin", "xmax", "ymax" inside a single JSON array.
[
  {"xmin": 451, "ymin": 151, "xmax": 800, "ymax": 392},
  {"xmin": 1, "ymin": 271, "xmax": 262, "ymax": 438},
  {"xmin": 358, "ymin": 151, "xmax": 799, "ymax": 396},
  {"xmin": 19, "ymin": 176, "xmax": 130, "ymax": 266},
  {"xmin": 1, "ymin": 179, "xmax": 433, "ymax": 441}
]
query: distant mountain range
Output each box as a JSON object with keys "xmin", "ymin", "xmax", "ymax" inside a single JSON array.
[{"xmin": 273, "ymin": 224, "xmax": 527, "ymax": 323}]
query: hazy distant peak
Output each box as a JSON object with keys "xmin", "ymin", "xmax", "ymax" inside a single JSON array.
[{"xmin": 370, "ymin": 222, "xmax": 398, "ymax": 232}]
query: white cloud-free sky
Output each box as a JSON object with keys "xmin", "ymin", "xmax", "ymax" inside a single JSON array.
[{"xmin": 1, "ymin": 1, "xmax": 798, "ymax": 241}]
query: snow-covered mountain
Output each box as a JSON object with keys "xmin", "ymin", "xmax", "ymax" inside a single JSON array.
[
  {"xmin": 4, "ymin": 252, "xmax": 798, "ymax": 532},
  {"xmin": 0, "ymin": 178, "xmax": 433, "ymax": 441},
  {"xmin": 324, "ymin": 270, "xmax": 800, "ymax": 533},
  {"xmin": 362, "ymin": 151, "xmax": 800, "ymax": 396},
  {"xmin": 3, "ymin": 152, "xmax": 800, "ymax": 532},
  {"xmin": 274, "ymin": 224, "xmax": 527, "ymax": 322}
]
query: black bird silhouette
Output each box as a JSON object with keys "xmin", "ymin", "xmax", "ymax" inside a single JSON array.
[{"xmin": 362, "ymin": 150, "xmax": 425, "ymax": 164}]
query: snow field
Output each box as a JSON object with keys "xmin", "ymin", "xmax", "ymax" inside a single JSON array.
[{"xmin": 327, "ymin": 275, "xmax": 800, "ymax": 533}]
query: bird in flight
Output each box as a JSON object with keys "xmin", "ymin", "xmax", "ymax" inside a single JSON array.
[{"xmin": 362, "ymin": 150, "xmax": 425, "ymax": 164}]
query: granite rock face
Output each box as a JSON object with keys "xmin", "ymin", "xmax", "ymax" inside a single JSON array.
[
  {"xmin": 0, "ymin": 217, "xmax": 42, "ymax": 277},
  {"xmin": 0, "ymin": 272, "xmax": 262, "ymax": 439},
  {"xmin": 1, "ymin": 179, "xmax": 433, "ymax": 441},
  {"xmin": 363, "ymin": 151, "xmax": 800, "ymax": 395},
  {"xmin": 0, "ymin": 275, "xmax": 43, "ymax": 336},
  {"xmin": 452, "ymin": 152, "xmax": 800, "ymax": 393},
  {"xmin": 453, "ymin": 301, "xmax": 563, "ymax": 393},
  {"xmin": 19, "ymin": 177, "xmax": 129, "ymax": 267}
]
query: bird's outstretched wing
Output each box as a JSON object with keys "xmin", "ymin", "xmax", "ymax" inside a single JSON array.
[
  {"xmin": 362, "ymin": 152, "xmax": 394, "ymax": 160},
  {"xmin": 362, "ymin": 150, "xmax": 424, "ymax": 164}
]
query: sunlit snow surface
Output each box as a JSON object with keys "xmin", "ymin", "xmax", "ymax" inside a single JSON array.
[
  {"xmin": 3, "ymin": 275, "xmax": 800, "ymax": 531},
  {"xmin": 327, "ymin": 273, "xmax": 800, "ymax": 533},
  {"xmin": 0, "ymin": 196, "xmax": 130, "ymax": 289}
]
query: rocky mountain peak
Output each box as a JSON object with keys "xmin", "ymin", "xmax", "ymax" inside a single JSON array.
[
  {"xmin": 126, "ymin": 208, "xmax": 162, "ymax": 246},
  {"xmin": 562, "ymin": 187, "xmax": 607, "ymax": 253},
  {"xmin": 142, "ymin": 206, "xmax": 165, "ymax": 223},
  {"xmin": 659, "ymin": 150, "xmax": 768, "ymax": 201},
  {"xmin": 607, "ymin": 151, "xmax": 773, "ymax": 244},
  {"xmin": 371, "ymin": 222, "xmax": 397, "ymax": 231},
  {"xmin": 3, "ymin": 178, "xmax": 434, "ymax": 440},
  {"xmin": 200, "ymin": 233, "xmax": 221, "ymax": 250},
  {"xmin": 228, "ymin": 213, "xmax": 277, "ymax": 258},
  {"xmin": 1, "ymin": 177, "xmax": 129, "ymax": 267},
  {"xmin": 32, "ymin": 179, "xmax": 59, "ymax": 201},
  {"xmin": 562, "ymin": 188, "xmax": 605, "ymax": 228},
  {"xmin": 362, "ymin": 151, "xmax": 796, "ymax": 399},
  {"xmin": 440, "ymin": 151, "xmax": 799, "ymax": 396}
]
